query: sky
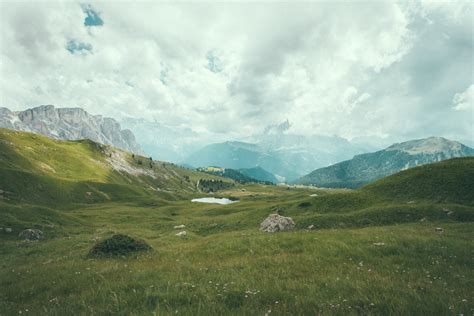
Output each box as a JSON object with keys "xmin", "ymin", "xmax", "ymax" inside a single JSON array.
[{"xmin": 0, "ymin": 0, "xmax": 472, "ymax": 146}]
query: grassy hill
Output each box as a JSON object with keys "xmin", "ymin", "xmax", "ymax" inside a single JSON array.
[
  {"xmin": 197, "ymin": 166, "xmax": 276, "ymax": 185},
  {"xmin": 197, "ymin": 166, "xmax": 258, "ymax": 183},
  {"xmin": 0, "ymin": 128, "xmax": 231, "ymax": 206},
  {"xmin": 0, "ymin": 130, "xmax": 473, "ymax": 315},
  {"xmin": 279, "ymin": 157, "xmax": 474, "ymax": 229},
  {"xmin": 295, "ymin": 137, "xmax": 474, "ymax": 188},
  {"xmin": 362, "ymin": 157, "xmax": 474, "ymax": 205},
  {"xmin": 238, "ymin": 166, "xmax": 278, "ymax": 184}
]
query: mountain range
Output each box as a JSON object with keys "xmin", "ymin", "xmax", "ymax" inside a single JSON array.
[
  {"xmin": 295, "ymin": 137, "xmax": 474, "ymax": 188},
  {"xmin": 2, "ymin": 106, "xmax": 472, "ymax": 188},
  {"xmin": 183, "ymin": 131, "xmax": 371, "ymax": 182},
  {"xmin": 0, "ymin": 105, "xmax": 143, "ymax": 154}
]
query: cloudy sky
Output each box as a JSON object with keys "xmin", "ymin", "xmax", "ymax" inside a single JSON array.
[{"xmin": 0, "ymin": 0, "xmax": 472, "ymax": 145}]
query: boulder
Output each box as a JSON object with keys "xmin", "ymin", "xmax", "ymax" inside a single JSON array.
[
  {"xmin": 19, "ymin": 229, "xmax": 44, "ymax": 241},
  {"xmin": 260, "ymin": 214, "xmax": 295, "ymax": 233},
  {"xmin": 176, "ymin": 231, "xmax": 187, "ymax": 237},
  {"xmin": 174, "ymin": 225, "xmax": 185, "ymax": 229}
]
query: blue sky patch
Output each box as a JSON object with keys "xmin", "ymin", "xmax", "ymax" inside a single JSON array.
[
  {"xmin": 82, "ymin": 4, "xmax": 104, "ymax": 27},
  {"xmin": 66, "ymin": 40, "xmax": 93, "ymax": 54},
  {"xmin": 206, "ymin": 51, "xmax": 223, "ymax": 73}
]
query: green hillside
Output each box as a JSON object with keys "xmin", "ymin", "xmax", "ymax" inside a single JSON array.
[
  {"xmin": 0, "ymin": 128, "xmax": 231, "ymax": 206},
  {"xmin": 197, "ymin": 166, "xmax": 276, "ymax": 185},
  {"xmin": 295, "ymin": 137, "xmax": 474, "ymax": 188},
  {"xmin": 197, "ymin": 166, "xmax": 258, "ymax": 183},
  {"xmin": 0, "ymin": 130, "xmax": 473, "ymax": 315},
  {"xmin": 238, "ymin": 166, "xmax": 278, "ymax": 184},
  {"xmin": 362, "ymin": 157, "xmax": 474, "ymax": 205}
]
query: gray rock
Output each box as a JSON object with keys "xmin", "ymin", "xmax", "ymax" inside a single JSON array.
[
  {"xmin": 307, "ymin": 224, "xmax": 315, "ymax": 230},
  {"xmin": 435, "ymin": 227, "xmax": 444, "ymax": 233},
  {"xmin": 260, "ymin": 214, "xmax": 295, "ymax": 233},
  {"xmin": 19, "ymin": 229, "xmax": 44, "ymax": 241},
  {"xmin": 174, "ymin": 225, "xmax": 185, "ymax": 229},
  {"xmin": 5, "ymin": 228, "xmax": 12, "ymax": 233}
]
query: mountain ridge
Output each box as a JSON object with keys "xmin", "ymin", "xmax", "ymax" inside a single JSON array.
[
  {"xmin": 295, "ymin": 136, "xmax": 474, "ymax": 188},
  {"xmin": 0, "ymin": 105, "xmax": 144, "ymax": 154},
  {"xmin": 183, "ymin": 134, "xmax": 369, "ymax": 181}
]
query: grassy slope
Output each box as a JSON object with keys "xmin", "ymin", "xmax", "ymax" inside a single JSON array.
[
  {"xmin": 362, "ymin": 157, "xmax": 474, "ymax": 205},
  {"xmin": 0, "ymin": 128, "xmax": 231, "ymax": 206},
  {"xmin": 0, "ymin": 130, "xmax": 473, "ymax": 315}
]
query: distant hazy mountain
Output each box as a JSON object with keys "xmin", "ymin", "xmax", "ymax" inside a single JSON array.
[
  {"xmin": 184, "ymin": 141, "xmax": 277, "ymax": 173},
  {"xmin": 295, "ymin": 137, "xmax": 474, "ymax": 188},
  {"xmin": 0, "ymin": 105, "xmax": 143, "ymax": 154},
  {"xmin": 238, "ymin": 166, "xmax": 279, "ymax": 184},
  {"xmin": 183, "ymin": 120, "xmax": 370, "ymax": 181},
  {"xmin": 120, "ymin": 118, "xmax": 206, "ymax": 162},
  {"xmin": 184, "ymin": 132, "xmax": 368, "ymax": 182}
]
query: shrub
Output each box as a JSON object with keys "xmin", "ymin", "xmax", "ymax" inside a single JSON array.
[{"xmin": 89, "ymin": 234, "xmax": 151, "ymax": 257}]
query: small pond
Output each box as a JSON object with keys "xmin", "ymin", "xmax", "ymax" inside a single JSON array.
[{"xmin": 191, "ymin": 197, "xmax": 238, "ymax": 205}]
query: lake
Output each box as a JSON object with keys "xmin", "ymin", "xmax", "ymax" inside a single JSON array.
[{"xmin": 191, "ymin": 197, "xmax": 238, "ymax": 205}]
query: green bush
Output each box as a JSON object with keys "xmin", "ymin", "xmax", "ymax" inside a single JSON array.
[{"xmin": 89, "ymin": 234, "xmax": 151, "ymax": 257}]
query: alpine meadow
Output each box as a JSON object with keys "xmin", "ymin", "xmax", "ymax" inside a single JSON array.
[{"xmin": 0, "ymin": 1, "xmax": 473, "ymax": 316}]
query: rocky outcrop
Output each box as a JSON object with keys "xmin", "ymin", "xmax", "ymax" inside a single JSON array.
[
  {"xmin": 260, "ymin": 214, "xmax": 295, "ymax": 233},
  {"xmin": 19, "ymin": 229, "xmax": 44, "ymax": 241},
  {"xmin": 0, "ymin": 105, "xmax": 143, "ymax": 154}
]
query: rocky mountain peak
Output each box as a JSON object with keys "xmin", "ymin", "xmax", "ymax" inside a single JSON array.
[
  {"xmin": 0, "ymin": 105, "xmax": 144, "ymax": 154},
  {"xmin": 387, "ymin": 137, "xmax": 463, "ymax": 155}
]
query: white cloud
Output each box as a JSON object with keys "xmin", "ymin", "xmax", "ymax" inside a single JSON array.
[
  {"xmin": 0, "ymin": 0, "xmax": 472, "ymax": 144},
  {"xmin": 453, "ymin": 85, "xmax": 474, "ymax": 112}
]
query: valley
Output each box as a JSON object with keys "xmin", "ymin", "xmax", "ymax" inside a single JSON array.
[
  {"xmin": 1, "ymin": 129, "xmax": 473, "ymax": 315},
  {"xmin": 1, "ymin": 2, "xmax": 473, "ymax": 315}
]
